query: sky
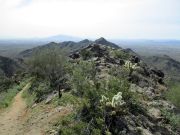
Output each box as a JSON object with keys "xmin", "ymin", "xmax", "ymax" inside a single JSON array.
[{"xmin": 0, "ymin": 0, "xmax": 180, "ymax": 39}]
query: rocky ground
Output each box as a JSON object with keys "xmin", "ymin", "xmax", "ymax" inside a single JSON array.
[{"xmin": 69, "ymin": 43, "xmax": 179, "ymax": 135}]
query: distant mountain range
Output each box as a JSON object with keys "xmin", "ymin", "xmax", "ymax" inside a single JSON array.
[
  {"xmin": 0, "ymin": 35, "xmax": 83, "ymax": 46},
  {"xmin": 1, "ymin": 35, "xmax": 180, "ymax": 46},
  {"xmin": 18, "ymin": 37, "xmax": 120, "ymax": 58}
]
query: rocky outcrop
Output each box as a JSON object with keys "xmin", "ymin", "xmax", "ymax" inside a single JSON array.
[
  {"xmin": 70, "ymin": 43, "xmax": 166, "ymax": 95},
  {"xmin": 69, "ymin": 43, "xmax": 178, "ymax": 135}
]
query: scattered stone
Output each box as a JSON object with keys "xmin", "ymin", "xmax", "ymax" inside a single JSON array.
[
  {"xmin": 45, "ymin": 93, "xmax": 57, "ymax": 104},
  {"xmin": 137, "ymin": 127, "xmax": 153, "ymax": 135},
  {"xmin": 148, "ymin": 107, "xmax": 161, "ymax": 119},
  {"xmin": 31, "ymin": 103, "xmax": 37, "ymax": 108},
  {"xmin": 55, "ymin": 107, "xmax": 62, "ymax": 112}
]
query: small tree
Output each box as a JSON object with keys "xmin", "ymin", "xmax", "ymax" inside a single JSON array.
[{"xmin": 27, "ymin": 47, "xmax": 67, "ymax": 90}]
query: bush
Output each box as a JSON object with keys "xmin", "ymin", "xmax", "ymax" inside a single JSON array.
[
  {"xmin": 27, "ymin": 47, "xmax": 67, "ymax": 88},
  {"xmin": 106, "ymin": 77, "xmax": 130, "ymax": 101},
  {"xmin": 112, "ymin": 50, "xmax": 130, "ymax": 60},
  {"xmin": 165, "ymin": 84, "xmax": 180, "ymax": 109},
  {"xmin": 161, "ymin": 109, "xmax": 180, "ymax": 129},
  {"xmin": 80, "ymin": 49, "xmax": 93, "ymax": 60},
  {"xmin": 108, "ymin": 66, "xmax": 129, "ymax": 79},
  {"xmin": 0, "ymin": 78, "xmax": 30, "ymax": 108},
  {"xmin": 70, "ymin": 61, "xmax": 96, "ymax": 97},
  {"xmin": 0, "ymin": 76, "xmax": 13, "ymax": 93},
  {"xmin": 27, "ymin": 79, "xmax": 51, "ymax": 102}
]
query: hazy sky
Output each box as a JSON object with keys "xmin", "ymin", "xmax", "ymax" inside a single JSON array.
[{"xmin": 0, "ymin": 0, "xmax": 180, "ymax": 39}]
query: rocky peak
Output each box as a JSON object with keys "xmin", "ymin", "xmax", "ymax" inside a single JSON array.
[
  {"xmin": 78, "ymin": 39, "xmax": 91, "ymax": 44},
  {"xmin": 95, "ymin": 37, "xmax": 107, "ymax": 43},
  {"xmin": 94, "ymin": 37, "xmax": 120, "ymax": 49}
]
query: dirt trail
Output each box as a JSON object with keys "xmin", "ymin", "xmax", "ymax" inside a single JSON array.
[
  {"xmin": 0, "ymin": 82, "xmax": 73, "ymax": 135},
  {"xmin": 0, "ymin": 83, "xmax": 31, "ymax": 135}
]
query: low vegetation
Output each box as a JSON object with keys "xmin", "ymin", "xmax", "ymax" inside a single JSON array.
[
  {"xmin": 161, "ymin": 109, "xmax": 180, "ymax": 130},
  {"xmin": 0, "ymin": 78, "xmax": 31, "ymax": 108},
  {"xmin": 165, "ymin": 84, "xmax": 180, "ymax": 109}
]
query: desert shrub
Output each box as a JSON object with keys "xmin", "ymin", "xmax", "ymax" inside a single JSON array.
[
  {"xmin": 56, "ymin": 114, "xmax": 102, "ymax": 135},
  {"xmin": 27, "ymin": 47, "xmax": 67, "ymax": 88},
  {"xmin": 80, "ymin": 49, "xmax": 93, "ymax": 60},
  {"xmin": 161, "ymin": 109, "xmax": 180, "ymax": 129},
  {"xmin": 0, "ymin": 76, "xmax": 13, "ymax": 93},
  {"xmin": 0, "ymin": 78, "xmax": 30, "ymax": 108},
  {"xmin": 70, "ymin": 61, "xmax": 97, "ymax": 97},
  {"xmin": 22, "ymin": 89, "xmax": 36, "ymax": 107},
  {"xmin": 112, "ymin": 50, "xmax": 130, "ymax": 59},
  {"xmin": 54, "ymin": 92, "xmax": 83, "ymax": 107},
  {"xmin": 108, "ymin": 66, "xmax": 129, "ymax": 79},
  {"xmin": 106, "ymin": 76, "xmax": 130, "ymax": 101},
  {"xmin": 165, "ymin": 84, "xmax": 180, "ymax": 109},
  {"xmin": 27, "ymin": 79, "xmax": 51, "ymax": 102}
]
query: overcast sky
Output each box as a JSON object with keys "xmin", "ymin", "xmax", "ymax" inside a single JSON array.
[{"xmin": 0, "ymin": 0, "xmax": 180, "ymax": 39}]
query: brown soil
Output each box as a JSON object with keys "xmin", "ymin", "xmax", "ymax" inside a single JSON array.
[{"xmin": 0, "ymin": 82, "xmax": 73, "ymax": 135}]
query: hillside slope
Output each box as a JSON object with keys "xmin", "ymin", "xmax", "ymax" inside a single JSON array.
[
  {"xmin": 66, "ymin": 43, "xmax": 179, "ymax": 135},
  {"xmin": 8, "ymin": 38, "xmax": 179, "ymax": 135},
  {"xmin": 0, "ymin": 55, "xmax": 20, "ymax": 77},
  {"xmin": 143, "ymin": 55, "xmax": 180, "ymax": 83}
]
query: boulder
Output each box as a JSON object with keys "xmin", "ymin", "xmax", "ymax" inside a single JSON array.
[
  {"xmin": 131, "ymin": 56, "xmax": 140, "ymax": 63},
  {"xmin": 69, "ymin": 52, "xmax": 80, "ymax": 59},
  {"xmin": 150, "ymin": 69, "xmax": 164, "ymax": 78}
]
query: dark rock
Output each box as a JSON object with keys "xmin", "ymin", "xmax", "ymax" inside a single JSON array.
[
  {"xmin": 150, "ymin": 69, "xmax": 164, "ymax": 78},
  {"xmin": 90, "ymin": 44, "xmax": 107, "ymax": 57},
  {"xmin": 119, "ymin": 59, "xmax": 125, "ymax": 65},
  {"xmin": 131, "ymin": 56, "xmax": 140, "ymax": 63},
  {"xmin": 129, "ymin": 72, "xmax": 149, "ymax": 88},
  {"xmin": 69, "ymin": 52, "xmax": 80, "ymax": 59}
]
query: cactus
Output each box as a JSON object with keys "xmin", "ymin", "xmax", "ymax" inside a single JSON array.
[
  {"xmin": 124, "ymin": 61, "xmax": 138, "ymax": 75},
  {"xmin": 111, "ymin": 92, "xmax": 125, "ymax": 107},
  {"xmin": 100, "ymin": 92, "xmax": 125, "ymax": 108},
  {"xmin": 100, "ymin": 95, "xmax": 110, "ymax": 104}
]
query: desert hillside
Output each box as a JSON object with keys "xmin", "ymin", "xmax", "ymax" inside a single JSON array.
[{"xmin": 0, "ymin": 39, "xmax": 179, "ymax": 135}]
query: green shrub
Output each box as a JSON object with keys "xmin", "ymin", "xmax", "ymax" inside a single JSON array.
[
  {"xmin": 52, "ymin": 92, "xmax": 84, "ymax": 108},
  {"xmin": 22, "ymin": 89, "xmax": 36, "ymax": 107},
  {"xmin": 27, "ymin": 79, "xmax": 51, "ymax": 102},
  {"xmin": 27, "ymin": 47, "xmax": 67, "ymax": 88},
  {"xmin": 165, "ymin": 84, "xmax": 180, "ymax": 109},
  {"xmin": 80, "ymin": 49, "xmax": 93, "ymax": 60},
  {"xmin": 161, "ymin": 109, "xmax": 180, "ymax": 129},
  {"xmin": 56, "ymin": 114, "xmax": 91, "ymax": 135},
  {"xmin": 0, "ymin": 78, "xmax": 30, "ymax": 108},
  {"xmin": 108, "ymin": 66, "xmax": 129, "ymax": 79},
  {"xmin": 106, "ymin": 76, "xmax": 130, "ymax": 101},
  {"xmin": 71, "ymin": 61, "xmax": 96, "ymax": 97},
  {"xmin": 112, "ymin": 50, "xmax": 130, "ymax": 59},
  {"xmin": 0, "ymin": 76, "xmax": 13, "ymax": 93}
]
